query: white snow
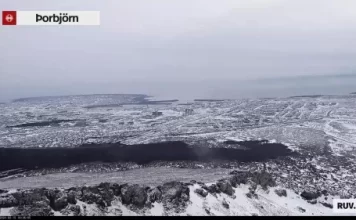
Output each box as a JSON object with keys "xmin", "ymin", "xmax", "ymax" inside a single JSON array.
[
  {"xmin": 0, "ymin": 208, "xmax": 12, "ymax": 216},
  {"xmin": 149, "ymin": 202, "xmax": 164, "ymax": 216},
  {"xmin": 182, "ymin": 184, "xmax": 335, "ymax": 216}
]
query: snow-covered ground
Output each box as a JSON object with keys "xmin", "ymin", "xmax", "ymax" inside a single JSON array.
[
  {"xmin": 0, "ymin": 181, "xmax": 346, "ymax": 216},
  {"xmin": 1, "ymin": 94, "xmax": 355, "ymax": 155},
  {"xmin": 184, "ymin": 184, "xmax": 332, "ymax": 216},
  {"xmin": 1, "ymin": 94, "xmax": 356, "ymax": 216}
]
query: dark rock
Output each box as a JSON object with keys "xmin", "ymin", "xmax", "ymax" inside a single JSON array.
[
  {"xmin": 246, "ymin": 183, "xmax": 258, "ymax": 199},
  {"xmin": 65, "ymin": 187, "xmax": 81, "ymax": 197},
  {"xmin": 184, "ymin": 182, "xmax": 193, "ymax": 187},
  {"xmin": 80, "ymin": 190, "xmax": 101, "ymax": 205},
  {"xmin": 12, "ymin": 201, "xmax": 53, "ymax": 216},
  {"xmin": 217, "ymin": 180, "xmax": 234, "ymax": 196},
  {"xmin": 246, "ymin": 192, "xmax": 252, "ymax": 199},
  {"xmin": 274, "ymin": 189, "xmax": 287, "ymax": 197},
  {"xmin": 161, "ymin": 181, "xmax": 190, "ymax": 212},
  {"xmin": 121, "ymin": 184, "xmax": 147, "ymax": 207},
  {"xmin": 301, "ymin": 191, "xmax": 321, "ymax": 200},
  {"xmin": 201, "ymin": 185, "xmax": 208, "ymax": 191},
  {"xmin": 321, "ymin": 190, "xmax": 328, "ymax": 196},
  {"xmin": 67, "ymin": 191, "xmax": 77, "ymax": 204},
  {"xmin": 249, "ymin": 183, "xmax": 257, "ymax": 194},
  {"xmin": 12, "ymin": 189, "xmax": 49, "ymax": 206},
  {"xmin": 206, "ymin": 184, "xmax": 220, "ymax": 194},
  {"xmin": 194, "ymin": 188, "xmax": 208, "ymax": 198},
  {"xmin": 98, "ymin": 182, "xmax": 112, "ymax": 191},
  {"xmin": 222, "ymin": 200, "xmax": 229, "ymax": 209},
  {"xmin": 205, "ymin": 208, "xmax": 211, "ymax": 215},
  {"xmin": 246, "ymin": 192, "xmax": 258, "ymax": 199},
  {"xmin": 97, "ymin": 183, "xmax": 115, "ymax": 206},
  {"xmin": 297, "ymin": 207, "xmax": 306, "ymax": 213},
  {"xmin": 54, "ymin": 193, "xmax": 68, "ymax": 211},
  {"xmin": 320, "ymin": 202, "xmax": 333, "ymax": 209},
  {"xmin": 229, "ymin": 172, "xmax": 249, "ymax": 186},
  {"xmin": 46, "ymin": 190, "xmax": 68, "ymax": 211},
  {"xmin": 80, "ymin": 184, "xmax": 114, "ymax": 207},
  {"xmin": 250, "ymin": 172, "xmax": 276, "ymax": 190},
  {"xmin": 61, "ymin": 204, "xmax": 81, "ymax": 216},
  {"xmin": 96, "ymin": 198, "xmax": 106, "ymax": 208},
  {"xmin": 228, "ymin": 176, "xmax": 238, "ymax": 188},
  {"xmin": 161, "ymin": 181, "xmax": 189, "ymax": 202},
  {"xmin": 0, "ymin": 194, "xmax": 19, "ymax": 208},
  {"xmin": 110, "ymin": 183, "xmax": 122, "ymax": 196},
  {"xmin": 148, "ymin": 187, "xmax": 162, "ymax": 203},
  {"xmin": 0, "ymin": 189, "xmax": 8, "ymax": 194}
]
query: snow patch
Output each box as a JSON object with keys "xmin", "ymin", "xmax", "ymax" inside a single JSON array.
[{"xmin": 0, "ymin": 208, "xmax": 12, "ymax": 216}]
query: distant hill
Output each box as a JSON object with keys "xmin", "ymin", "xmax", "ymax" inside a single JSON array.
[
  {"xmin": 194, "ymin": 99, "xmax": 226, "ymax": 102},
  {"xmin": 289, "ymin": 95, "xmax": 324, "ymax": 98}
]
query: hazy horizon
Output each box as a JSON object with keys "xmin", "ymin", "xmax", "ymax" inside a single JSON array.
[
  {"xmin": 0, "ymin": 73, "xmax": 355, "ymax": 102},
  {"xmin": 1, "ymin": 0, "xmax": 356, "ymax": 101}
]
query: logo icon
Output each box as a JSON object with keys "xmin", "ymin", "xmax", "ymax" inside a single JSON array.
[{"xmin": 2, "ymin": 11, "xmax": 17, "ymax": 25}]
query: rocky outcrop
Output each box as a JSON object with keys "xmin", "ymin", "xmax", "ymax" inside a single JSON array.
[
  {"xmin": 46, "ymin": 190, "xmax": 69, "ymax": 211},
  {"xmin": 0, "ymin": 171, "xmax": 280, "ymax": 216},
  {"xmin": 60, "ymin": 204, "xmax": 81, "ymax": 216},
  {"xmin": 0, "ymin": 194, "xmax": 19, "ymax": 208},
  {"xmin": 194, "ymin": 189, "xmax": 208, "ymax": 198},
  {"xmin": 161, "ymin": 181, "xmax": 190, "ymax": 213},
  {"xmin": 246, "ymin": 183, "xmax": 258, "ymax": 199},
  {"xmin": 120, "ymin": 184, "xmax": 147, "ymax": 207},
  {"xmin": 274, "ymin": 189, "xmax": 287, "ymax": 197},
  {"xmin": 4, "ymin": 189, "xmax": 54, "ymax": 216},
  {"xmin": 11, "ymin": 189, "xmax": 49, "ymax": 206},
  {"xmin": 217, "ymin": 180, "xmax": 234, "ymax": 196},
  {"xmin": 250, "ymin": 172, "xmax": 276, "ymax": 190},
  {"xmin": 11, "ymin": 201, "xmax": 53, "ymax": 216},
  {"xmin": 228, "ymin": 170, "xmax": 276, "ymax": 190},
  {"xmin": 161, "ymin": 181, "xmax": 189, "ymax": 202},
  {"xmin": 203, "ymin": 184, "xmax": 219, "ymax": 194},
  {"xmin": 301, "ymin": 191, "xmax": 321, "ymax": 200},
  {"xmin": 228, "ymin": 172, "xmax": 249, "ymax": 187},
  {"xmin": 70, "ymin": 182, "xmax": 122, "ymax": 208},
  {"xmin": 66, "ymin": 190, "xmax": 77, "ymax": 205},
  {"xmin": 148, "ymin": 187, "xmax": 162, "ymax": 203}
]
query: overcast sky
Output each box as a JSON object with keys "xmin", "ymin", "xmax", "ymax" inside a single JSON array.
[{"xmin": 1, "ymin": 0, "xmax": 356, "ymax": 100}]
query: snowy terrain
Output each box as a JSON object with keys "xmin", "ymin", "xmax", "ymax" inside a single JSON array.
[
  {"xmin": 0, "ymin": 94, "xmax": 356, "ymax": 216},
  {"xmin": 1, "ymin": 170, "xmax": 352, "ymax": 216},
  {"xmin": 1, "ymin": 94, "xmax": 355, "ymax": 155}
]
